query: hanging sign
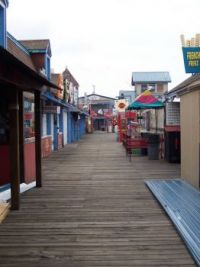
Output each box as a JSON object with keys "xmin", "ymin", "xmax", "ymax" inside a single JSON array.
[
  {"xmin": 115, "ymin": 99, "xmax": 128, "ymax": 112},
  {"xmin": 181, "ymin": 34, "xmax": 200, "ymax": 73},
  {"xmin": 182, "ymin": 47, "xmax": 200, "ymax": 73}
]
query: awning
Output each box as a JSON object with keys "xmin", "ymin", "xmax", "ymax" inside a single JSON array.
[
  {"xmin": 42, "ymin": 91, "xmax": 71, "ymax": 109},
  {"xmin": 128, "ymin": 90, "xmax": 164, "ymax": 110}
]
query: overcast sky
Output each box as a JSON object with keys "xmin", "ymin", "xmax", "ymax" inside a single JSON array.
[{"xmin": 7, "ymin": 0, "xmax": 200, "ymax": 97}]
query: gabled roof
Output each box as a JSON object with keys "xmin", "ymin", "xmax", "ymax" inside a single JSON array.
[
  {"xmin": 51, "ymin": 73, "xmax": 60, "ymax": 85},
  {"xmin": 7, "ymin": 33, "xmax": 36, "ymax": 71},
  {"xmin": 63, "ymin": 68, "xmax": 79, "ymax": 88},
  {"xmin": 19, "ymin": 39, "xmax": 52, "ymax": 57},
  {"xmin": 0, "ymin": 45, "xmax": 60, "ymax": 90},
  {"xmin": 132, "ymin": 72, "xmax": 171, "ymax": 85},
  {"xmin": 3, "ymin": 33, "xmax": 60, "ymax": 91}
]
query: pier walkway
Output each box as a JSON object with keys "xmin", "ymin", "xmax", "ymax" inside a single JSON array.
[{"xmin": 0, "ymin": 132, "xmax": 195, "ymax": 266}]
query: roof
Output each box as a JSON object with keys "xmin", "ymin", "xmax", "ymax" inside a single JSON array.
[
  {"xmin": 51, "ymin": 73, "xmax": 59, "ymax": 85},
  {"xmin": 42, "ymin": 91, "xmax": 71, "ymax": 108},
  {"xmin": 19, "ymin": 39, "xmax": 51, "ymax": 56},
  {"xmin": 7, "ymin": 34, "xmax": 36, "ymax": 71},
  {"xmin": 166, "ymin": 74, "xmax": 200, "ymax": 98},
  {"xmin": 132, "ymin": 72, "xmax": 171, "ymax": 85},
  {"xmin": 79, "ymin": 93, "xmax": 117, "ymax": 100},
  {"xmin": 4, "ymin": 34, "xmax": 61, "ymax": 91},
  {"xmin": 63, "ymin": 68, "xmax": 79, "ymax": 87},
  {"xmin": 0, "ymin": 0, "xmax": 9, "ymax": 7},
  {"xmin": 0, "ymin": 45, "xmax": 60, "ymax": 91}
]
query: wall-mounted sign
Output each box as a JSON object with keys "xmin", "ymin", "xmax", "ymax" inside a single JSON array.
[
  {"xmin": 43, "ymin": 106, "xmax": 60, "ymax": 114},
  {"xmin": 181, "ymin": 34, "xmax": 200, "ymax": 73},
  {"xmin": 182, "ymin": 47, "xmax": 200, "ymax": 73}
]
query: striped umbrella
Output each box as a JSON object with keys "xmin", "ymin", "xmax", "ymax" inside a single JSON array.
[{"xmin": 128, "ymin": 90, "xmax": 164, "ymax": 110}]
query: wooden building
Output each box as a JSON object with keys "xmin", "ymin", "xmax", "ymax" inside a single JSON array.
[
  {"xmin": 0, "ymin": 0, "xmax": 60, "ymax": 209},
  {"xmin": 166, "ymin": 74, "xmax": 200, "ymax": 188},
  {"xmin": 132, "ymin": 72, "xmax": 171, "ymax": 134},
  {"xmin": 164, "ymin": 101, "xmax": 180, "ymax": 163},
  {"xmin": 79, "ymin": 93, "xmax": 116, "ymax": 131},
  {"xmin": 62, "ymin": 68, "xmax": 81, "ymax": 143}
]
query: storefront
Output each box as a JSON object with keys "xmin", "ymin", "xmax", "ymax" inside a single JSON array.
[{"xmin": 0, "ymin": 46, "xmax": 60, "ymax": 209}]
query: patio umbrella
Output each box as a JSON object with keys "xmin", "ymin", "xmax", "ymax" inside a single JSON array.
[
  {"xmin": 127, "ymin": 90, "xmax": 164, "ymax": 110},
  {"xmin": 127, "ymin": 90, "xmax": 164, "ymax": 133}
]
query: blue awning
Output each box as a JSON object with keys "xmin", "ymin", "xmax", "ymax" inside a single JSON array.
[{"xmin": 42, "ymin": 92, "xmax": 71, "ymax": 109}]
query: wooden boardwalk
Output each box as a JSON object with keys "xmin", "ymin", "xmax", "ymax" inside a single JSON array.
[{"xmin": 0, "ymin": 132, "xmax": 196, "ymax": 266}]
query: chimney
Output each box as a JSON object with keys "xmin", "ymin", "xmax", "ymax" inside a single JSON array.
[{"xmin": 0, "ymin": 0, "xmax": 8, "ymax": 48}]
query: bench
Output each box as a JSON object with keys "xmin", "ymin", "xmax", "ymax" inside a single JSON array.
[{"xmin": 146, "ymin": 179, "xmax": 200, "ymax": 266}]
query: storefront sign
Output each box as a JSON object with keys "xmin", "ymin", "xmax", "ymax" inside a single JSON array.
[
  {"xmin": 182, "ymin": 47, "xmax": 200, "ymax": 73},
  {"xmin": 43, "ymin": 106, "xmax": 61, "ymax": 114}
]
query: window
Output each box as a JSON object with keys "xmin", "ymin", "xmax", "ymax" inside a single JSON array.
[
  {"xmin": 157, "ymin": 84, "xmax": 164, "ymax": 93},
  {"xmin": 141, "ymin": 84, "xmax": 148, "ymax": 92},
  {"xmin": 148, "ymin": 83, "xmax": 156, "ymax": 92},
  {"xmin": 46, "ymin": 56, "xmax": 51, "ymax": 80}
]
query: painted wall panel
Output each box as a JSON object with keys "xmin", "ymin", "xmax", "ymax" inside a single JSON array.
[
  {"xmin": 0, "ymin": 145, "xmax": 10, "ymax": 185},
  {"xmin": 63, "ymin": 111, "xmax": 68, "ymax": 145},
  {"xmin": 24, "ymin": 141, "xmax": 36, "ymax": 184},
  {"xmin": 181, "ymin": 90, "xmax": 200, "ymax": 188},
  {"xmin": 51, "ymin": 114, "xmax": 54, "ymax": 150},
  {"xmin": 0, "ymin": 6, "xmax": 6, "ymax": 48}
]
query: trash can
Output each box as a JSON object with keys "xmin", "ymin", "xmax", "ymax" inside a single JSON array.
[
  {"xmin": 140, "ymin": 133, "xmax": 148, "ymax": 156},
  {"xmin": 148, "ymin": 134, "xmax": 159, "ymax": 160},
  {"xmin": 141, "ymin": 148, "xmax": 148, "ymax": 156}
]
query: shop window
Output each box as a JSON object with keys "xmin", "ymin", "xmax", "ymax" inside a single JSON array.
[{"xmin": 24, "ymin": 99, "xmax": 35, "ymax": 139}]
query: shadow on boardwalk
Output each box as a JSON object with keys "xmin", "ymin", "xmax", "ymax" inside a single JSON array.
[{"xmin": 0, "ymin": 132, "xmax": 196, "ymax": 266}]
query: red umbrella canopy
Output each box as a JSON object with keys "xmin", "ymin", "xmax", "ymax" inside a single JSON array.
[{"xmin": 128, "ymin": 90, "xmax": 164, "ymax": 110}]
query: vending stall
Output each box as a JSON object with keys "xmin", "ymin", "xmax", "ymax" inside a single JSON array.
[{"xmin": 126, "ymin": 90, "xmax": 164, "ymax": 159}]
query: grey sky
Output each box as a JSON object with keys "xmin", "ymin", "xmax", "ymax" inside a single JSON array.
[{"xmin": 7, "ymin": 0, "xmax": 200, "ymax": 97}]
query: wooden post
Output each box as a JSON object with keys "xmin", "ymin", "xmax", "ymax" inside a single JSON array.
[
  {"xmin": 34, "ymin": 90, "xmax": 42, "ymax": 187},
  {"xmin": 155, "ymin": 109, "xmax": 158, "ymax": 133},
  {"xmin": 19, "ymin": 91, "xmax": 25, "ymax": 183},
  {"xmin": 9, "ymin": 89, "xmax": 20, "ymax": 210}
]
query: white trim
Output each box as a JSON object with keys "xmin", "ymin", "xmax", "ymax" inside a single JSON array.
[
  {"xmin": 0, "ymin": 182, "xmax": 36, "ymax": 202},
  {"xmin": 42, "ymin": 135, "xmax": 52, "ymax": 139}
]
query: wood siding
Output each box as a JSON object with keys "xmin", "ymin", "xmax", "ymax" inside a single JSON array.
[{"xmin": 181, "ymin": 90, "xmax": 200, "ymax": 188}]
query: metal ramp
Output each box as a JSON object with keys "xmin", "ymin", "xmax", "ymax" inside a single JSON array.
[{"xmin": 146, "ymin": 179, "xmax": 200, "ymax": 266}]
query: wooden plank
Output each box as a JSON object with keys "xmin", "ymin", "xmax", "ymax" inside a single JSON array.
[
  {"xmin": 0, "ymin": 203, "xmax": 10, "ymax": 223},
  {"xmin": 0, "ymin": 132, "xmax": 195, "ymax": 266}
]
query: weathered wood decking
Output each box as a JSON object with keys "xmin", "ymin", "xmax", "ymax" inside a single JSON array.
[{"xmin": 0, "ymin": 132, "xmax": 196, "ymax": 266}]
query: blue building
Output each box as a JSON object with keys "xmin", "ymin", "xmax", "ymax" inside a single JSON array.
[
  {"xmin": 63, "ymin": 68, "xmax": 87, "ymax": 143},
  {"xmin": 118, "ymin": 90, "xmax": 135, "ymax": 105}
]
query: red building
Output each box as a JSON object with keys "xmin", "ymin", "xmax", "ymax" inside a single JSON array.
[{"xmin": 0, "ymin": 0, "xmax": 60, "ymax": 209}]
